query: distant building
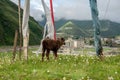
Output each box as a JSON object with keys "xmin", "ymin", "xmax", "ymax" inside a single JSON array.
[
  {"xmin": 65, "ymin": 38, "xmax": 84, "ymax": 48},
  {"xmin": 59, "ymin": 38, "xmax": 85, "ymax": 53}
]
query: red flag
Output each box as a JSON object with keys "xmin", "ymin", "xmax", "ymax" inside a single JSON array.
[{"xmin": 50, "ymin": 0, "xmax": 56, "ymax": 40}]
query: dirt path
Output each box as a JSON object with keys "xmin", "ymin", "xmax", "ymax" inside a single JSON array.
[
  {"xmin": 0, "ymin": 46, "xmax": 13, "ymax": 52},
  {"xmin": 0, "ymin": 46, "xmax": 40, "ymax": 52},
  {"xmin": 0, "ymin": 46, "xmax": 119, "ymax": 56}
]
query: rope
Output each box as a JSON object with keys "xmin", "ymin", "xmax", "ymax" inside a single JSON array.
[{"xmin": 103, "ymin": 0, "xmax": 111, "ymax": 19}]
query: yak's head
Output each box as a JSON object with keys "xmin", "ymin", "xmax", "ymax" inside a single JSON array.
[
  {"xmin": 57, "ymin": 37, "xmax": 65, "ymax": 46},
  {"xmin": 61, "ymin": 38, "xmax": 65, "ymax": 45}
]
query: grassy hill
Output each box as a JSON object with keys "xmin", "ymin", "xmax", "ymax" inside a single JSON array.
[
  {"xmin": 54, "ymin": 19, "xmax": 120, "ymax": 38},
  {"xmin": 0, "ymin": 0, "xmax": 43, "ymax": 46},
  {"xmin": 71, "ymin": 20, "xmax": 120, "ymax": 38},
  {"xmin": 57, "ymin": 21, "xmax": 89, "ymax": 38}
]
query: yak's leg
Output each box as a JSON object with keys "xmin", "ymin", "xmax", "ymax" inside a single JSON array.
[
  {"xmin": 46, "ymin": 49, "xmax": 50, "ymax": 60},
  {"xmin": 53, "ymin": 50, "xmax": 58, "ymax": 60},
  {"xmin": 42, "ymin": 48, "xmax": 45, "ymax": 61}
]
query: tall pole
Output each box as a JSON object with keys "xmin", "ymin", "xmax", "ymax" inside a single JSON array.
[
  {"xmin": 12, "ymin": 0, "xmax": 21, "ymax": 61},
  {"xmin": 89, "ymin": 0, "xmax": 103, "ymax": 59},
  {"xmin": 22, "ymin": 0, "xmax": 30, "ymax": 60},
  {"xmin": 18, "ymin": 0, "xmax": 22, "ymax": 60}
]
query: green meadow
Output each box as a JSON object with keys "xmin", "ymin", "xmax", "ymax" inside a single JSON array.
[{"xmin": 0, "ymin": 49, "xmax": 120, "ymax": 80}]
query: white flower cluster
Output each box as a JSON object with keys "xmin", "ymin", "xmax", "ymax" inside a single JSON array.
[{"xmin": 108, "ymin": 76, "xmax": 114, "ymax": 80}]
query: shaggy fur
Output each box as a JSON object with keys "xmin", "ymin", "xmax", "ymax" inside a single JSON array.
[{"xmin": 42, "ymin": 37, "xmax": 65, "ymax": 61}]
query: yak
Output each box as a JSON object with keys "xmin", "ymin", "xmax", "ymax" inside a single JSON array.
[{"xmin": 42, "ymin": 37, "xmax": 65, "ymax": 61}]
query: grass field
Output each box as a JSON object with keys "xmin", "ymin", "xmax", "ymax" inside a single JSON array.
[{"xmin": 0, "ymin": 50, "xmax": 120, "ymax": 80}]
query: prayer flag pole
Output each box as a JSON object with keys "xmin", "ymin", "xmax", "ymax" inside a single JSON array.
[
  {"xmin": 18, "ymin": 0, "xmax": 22, "ymax": 60},
  {"xmin": 22, "ymin": 0, "xmax": 30, "ymax": 60},
  {"xmin": 89, "ymin": 0, "xmax": 103, "ymax": 59},
  {"xmin": 34, "ymin": 0, "xmax": 56, "ymax": 55}
]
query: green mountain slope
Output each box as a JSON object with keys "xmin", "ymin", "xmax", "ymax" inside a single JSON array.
[
  {"xmin": 0, "ymin": 0, "xmax": 43, "ymax": 45},
  {"xmin": 72, "ymin": 20, "xmax": 120, "ymax": 37},
  {"xmin": 54, "ymin": 19, "xmax": 120, "ymax": 38},
  {"xmin": 57, "ymin": 21, "xmax": 89, "ymax": 38}
]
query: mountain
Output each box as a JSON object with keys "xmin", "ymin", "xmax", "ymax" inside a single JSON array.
[
  {"xmin": 54, "ymin": 19, "xmax": 120, "ymax": 38},
  {"xmin": 57, "ymin": 21, "xmax": 89, "ymax": 38},
  {"xmin": 0, "ymin": 0, "xmax": 43, "ymax": 46}
]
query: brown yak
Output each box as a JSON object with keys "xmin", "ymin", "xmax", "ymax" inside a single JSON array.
[{"xmin": 42, "ymin": 37, "xmax": 65, "ymax": 61}]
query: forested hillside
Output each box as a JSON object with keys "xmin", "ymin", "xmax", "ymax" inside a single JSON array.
[{"xmin": 0, "ymin": 0, "xmax": 43, "ymax": 45}]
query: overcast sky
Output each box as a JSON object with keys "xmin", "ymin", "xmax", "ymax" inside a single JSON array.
[{"xmin": 11, "ymin": 0, "xmax": 120, "ymax": 23}]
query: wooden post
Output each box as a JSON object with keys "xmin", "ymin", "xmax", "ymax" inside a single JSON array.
[
  {"xmin": 18, "ymin": 0, "xmax": 22, "ymax": 60},
  {"xmin": 12, "ymin": 30, "xmax": 18, "ymax": 61}
]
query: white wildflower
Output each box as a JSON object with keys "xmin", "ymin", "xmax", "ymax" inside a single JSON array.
[
  {"xmin": 2, "ymin": 77, "xmax": 4, "ymax": 79},
  {"xmin": 80, "ymin": 55, "xmax": 84, "ymax": 57},
  {"xmin": 63, "ymin": 77, "xmax": 66, "ymax": 80},
  {"xmin": 86, "ymin": 59, "xmax": 89, "ymax": 64},
  {"xmin": 91, "ymin": 57, "xmax": 94, "ymax": 60},
  {"xmin": 108, "ymin": 76, "xmax": 114, "ymax": 80},
  {"xmin": 59, "ymin": 58, "xmax": 62, "ymax": 60},
  {"xmin": 33, "ymin": 69, "xmax": 37, "ymax": 73},
  {"xmin": 8, "ymin": 59, "xmax": 11, "ymax": 63},
  {"xmin": 75, "ymin": 56, "xmax": 78, "ymax": 59},
  {"xmin": 115, "ymin": 71, "xmax": 118, "ymax": 74},
  {"xmin": 47, "ymin": 70, "xmax": 50, "ymax": 73},
  {"xmin": 65, "ymin": 56, "xmax": 68, "ymax": 60},
  {"xmin": 67, "ymin": 59, "xmax": 69, "ymax": 62},
  {"xmin": 87, "ymin": 76, "xmax": 90, "ymax": 79},
  {"xmin": 81, "ymin": 77, "xmax": 84, "ymax": 79}
]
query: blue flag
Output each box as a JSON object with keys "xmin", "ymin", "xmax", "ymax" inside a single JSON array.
[{"xmin": 89, "ymin": 0, "xmax": 103, "ymax": 56}]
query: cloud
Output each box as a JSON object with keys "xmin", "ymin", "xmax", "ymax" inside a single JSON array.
[
  {"xmin": 11, "ymin": 0, "xmax": 120, "ymax": 23},
  {"xmin": 10, "ymin": 0, "xmax": 44, "ymax": 20},
  {"xmin": 54, "ymin": 0, "xmax": 91, "ymax": 20},
  {"xmin": 54, "ymin": 0, "xmax": 120, "ymax": 23},
  {"xmin": 10, "ymin": 0, "xmax": 18, "ymax": 4}
]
